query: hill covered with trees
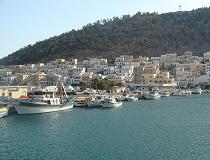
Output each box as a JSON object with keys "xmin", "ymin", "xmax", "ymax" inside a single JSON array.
[{"xmin": 1, "ymin": 7, "xmax": 210, "ymax": 65}]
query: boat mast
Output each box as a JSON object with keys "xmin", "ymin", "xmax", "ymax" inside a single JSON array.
[
  {"xmin": 59, "ymin": 83, "xmax": 63, "ymax": 104},
  {"xmin": 62, "ymin": 83, "xmax": 67, "ymax": 99}
]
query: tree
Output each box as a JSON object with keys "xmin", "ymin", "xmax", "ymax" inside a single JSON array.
[
  {"xmin": 116, "ymin": 82, "xmax": 123, "ymax": 87},
  {"xmin": 45, "ymin": 74, "xmax": 59, "ymax": 85},
  {"xmin": 79, "ymin": 82, "xmax": 86, "ymax": 91},
  {"xmin": 11, "ymin": 77, "xmax": 22, "ymax": 85},
  {"xmin": 91, "ymin": 78, "xmax": 99, "ymax": 89},
  {"xmin": 91, "ymin": 78, "xmax": 123, "ymax": 91},
  {"xmin": 23, "ymin": 75, "xmax": 39, "ymax": 86}
]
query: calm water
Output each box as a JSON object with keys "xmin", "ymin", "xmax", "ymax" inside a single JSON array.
[{"xmin": 1, "ymin": 94, "xmax": 210, "ymax": 160}]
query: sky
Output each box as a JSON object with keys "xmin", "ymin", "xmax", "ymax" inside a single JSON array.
[{"xmin": 0, "ymin": 0, "xmax": 210, "ymax": 58}]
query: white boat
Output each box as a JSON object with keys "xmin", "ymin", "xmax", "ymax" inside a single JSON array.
[
  {"xmin": 0, "ymin": 102, "xmax": 8, "ymax": 118},
  {"xmin": 102, "ymin": 97, "xmax": 123, "ymax": 108},
  {"xmin": 15, "ymin": 101, "xmax": 74, "ymax": 115},
  {"xmin": 171, "ymin": 89, "xmax": 191, "ymax": 96},
  {"xmin": 87, "ymin": 98, "xmax": 103, "ymax": 107},
  {"xmin": 180, "ymin": 90, "xmax": 192, "ymax": 96},
  {"xmin": 145, "ymin": 91, "xmax": 161, "ymax": 100},
  {"xmin": 14, "ymin": 83, "xmax": 74, "ymax": 115},
  {"xmin": 161, "ymin": 90, "xmax": 170, "ymax": 97},
  {"xmin": 124, "ymin": 95, "xmax": 138, "ymax": 102},
  {"xmin": 171, "ymin": 89, "xmax": 182, "ymax": 96},
  {"xmin": 192, "ymin": 87, "xmax": 202, "ymax": 94}
]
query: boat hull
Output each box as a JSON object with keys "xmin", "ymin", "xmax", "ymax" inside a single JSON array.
[
  {"xmin": 180, "ymin": 91, "xmax": 192, "ymax": 96},
  {"xmin": 192, "ymin": 91, "xmax": 202, "ymax": 94},
  {"xmin": 87, "ymin": 102, "xmax": 102, "ymax": 107},
  {"xmin": 14, "ymin": 102, "xmax": 73, "ymax": 115},
  {"xmin": 0, "ymin": 107, "xmax": 8, "ymax": 118},
  {"xmin": 125, "ymin": 97, "xmax": 138, "ymax": 102},
  {"xmin": 73, "ymin": 102, "xmax": 87, "ymax": 107},
  {"xmin": 103, "ymin": 102, "xmax": 123, "ymax": 108}
]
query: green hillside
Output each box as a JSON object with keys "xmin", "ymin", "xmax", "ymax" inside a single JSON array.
[{"xmin": 1, "ymin": 7, "xmax": 210, "ymax": 65}]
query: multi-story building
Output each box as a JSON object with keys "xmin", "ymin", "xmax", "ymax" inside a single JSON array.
[
  {"xmin": 82, "ymin": 58, "xmax": 107, "ymax": 67},
  {"xmin": 177, "ymin": 51, "xmax": 203, "ymax": 63},
  {"xmin": 106, "ymin": 74, "xmax": 126, "ymax": 82},
  {"xmin": 133, "ymin": 63, "xmax": 176, "ymax": 87},
  {"xmin": 175, "ymin": 63, "xmax": 205, "ymax": 85},
  {"xmin": 0, "ymin": 86, "xmax": 27, "ymax": 98},
  {"xmin": 115, "ymin": 55, "xmax": 133, "ymax": 66},
  {"xmin": 161, "ymin": 54, "xmax": 177, "ymax": 67}
]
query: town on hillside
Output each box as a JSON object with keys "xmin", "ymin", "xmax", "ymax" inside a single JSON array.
[{"xmin": 1, "ymin": 51, "xmax": 210, "ymax": 99}]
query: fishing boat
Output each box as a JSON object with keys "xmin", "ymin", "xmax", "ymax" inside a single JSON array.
[
  {"xmin": 0, "ymin": 102, "xmax": 8, "ymax": 118},
  {"xmin": 14, "ymin": 83, "xmax": 74, "ymax": 115},
  {"xmin": 102, "ymin": 97, "xmax": 123, "ymax": 108},
  {"xmin": 144, "ymin": 91, "xmax": 161, "ymax": 100}
]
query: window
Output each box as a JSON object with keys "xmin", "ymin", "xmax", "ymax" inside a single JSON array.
[
  {"xmin": 9, "ymin": 92, "xmax": 12, "ymax": 97},
  {"xmin": 2, "ymin": 93, "xmax": 5, "ymax": 97}
]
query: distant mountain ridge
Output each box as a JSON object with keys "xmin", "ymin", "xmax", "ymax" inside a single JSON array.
[{"xmin": 1, "ymin": 7, "xmax": 210, "ymax": 65}]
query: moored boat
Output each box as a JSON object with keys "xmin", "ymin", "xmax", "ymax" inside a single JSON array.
[
  {"xmin": 124, "ymin": 95, "xmax": 138, "ymax": 102},
  {"xmin": 102, "ymin": 97, "xmax": 123, "ymax": 108},
  {"xmin": 171, "ymin": 89, "xmax": 191, "ymax": 96},
  {"xmin": 180, "ymin": 90, "xmax": 192, "ymax": 96},
  {"xmin": 145, "ymin": 91, "xmax": 161, "ymax": 100},
  {"xmin": 74, "ymin": 99, "xmax": 87, "ymax": 107},
  {"xmin": 15, "ymin": 101, "xmax": 74, "ymax": 115},
  {"xmin": 0, "ymin": 102, "xmax": 8, "ymax": 118},
  {"xmin": 192, "ymin": 87, "xmax": 202, "ymax": 94},
  {"xmin": 161, "ymin": 90, "xmax": 170, "ymax": 97},
  {"xmin": 14, "ymin": 83, "xmax": 74, "ymax": 115},
  {"xmin": 171, "ymin": 89, "xmax": 182, "ymax": 96},
  {"xmin": 87, "ymin": 98, "xmax": 103, "ymax": 108}
]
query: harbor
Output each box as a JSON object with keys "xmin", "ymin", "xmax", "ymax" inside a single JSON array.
[
  {"xmin": 2, "ymin": 2, "xmax": 210, "ymax": 159},
  {"xmin": 1, "ymin": 93, "xmax": 210, "ymax": 159},
  {"xmin": 0, "ymin": 84, "xmax": 206, "ymax": 117}
]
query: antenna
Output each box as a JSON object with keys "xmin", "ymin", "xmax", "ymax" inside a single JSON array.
[{"xmin": 178, "ymin": 4, "xmax": 182, "ymax": 11}]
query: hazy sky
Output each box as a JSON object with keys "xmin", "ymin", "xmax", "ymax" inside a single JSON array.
[{"xmin": 0, "ymin": 0, "xmax": 210, "ymax": 58}]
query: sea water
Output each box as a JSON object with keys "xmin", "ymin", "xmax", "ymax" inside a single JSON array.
[{"xmin": 1, "ymin": 94, "xmax": 210, "ymax": 159}]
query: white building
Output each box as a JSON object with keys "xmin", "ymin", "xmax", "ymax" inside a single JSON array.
[
  {"xmin": 203, "ymin": 52, "xmax": 210, "ymax": 63},
  {"xmin": 93, "ymin": 64, "xmax": 108, "ymax": 73},
  {"xmin": 177, "ymin": 51, "xmax": 203, "ymax": 63},
  {"xmin": 82, "ymin": 58, "xmax": 107, "ymax": 67}
]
